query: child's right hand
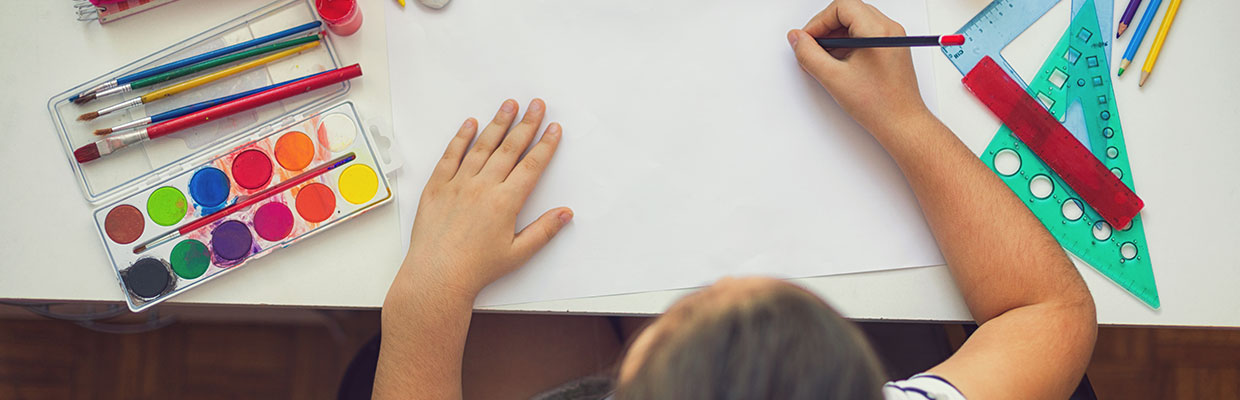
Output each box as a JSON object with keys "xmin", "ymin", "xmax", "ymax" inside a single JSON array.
[{"xmin": 787, "ymin": 0, "xmax": 931, "ymax": 138}]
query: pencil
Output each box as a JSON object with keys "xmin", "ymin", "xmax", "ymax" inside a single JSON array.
[
  {"xmin": 70, "ymin": 21, "xmax": 322, "ymax": 104},
  {"xmin": 1118, "ymin": 0, "xmax": 1163, "ymax": 76},
  {"xmin": 74, "ymin": 64, "xmax": 363, "ymax": 164},
  {"xmin": 86, "ymin": 35, "xmax": 321, "ymax": 103},
  {"xmin": 816, "ymin": 34, "xmax": 965, "ymax": 49},
  {"xmin": 1117, "ymin": 0, "xmax": 1144, "ymax": 37},
  {"xmin": 1140, "ymin": 0, "xmax": 1181, "ymax": 87},
  {"xmin": 397, "ymin": 0, "xmax": 405, "ymax": 7},
  {"xmin": 77, "ymin": 41, "xmax": 320, "ymax": 121},
  {"xmin": 132, "ymin": 152, "xmax": 357, "ymax": 254},
  {"xmin": 93, "ymin": 70, "xmax": 330, "ymax": 136}
]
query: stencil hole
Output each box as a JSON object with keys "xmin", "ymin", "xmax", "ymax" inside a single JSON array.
[
  {"xmin": 1107, "ymin": 146, "xmax": 1119, "ymax": 159},
  {"xmin": 1093, "ymin": 221, "xmax": 1112, "ymax": 241},
  {"xmin": 1064, "ymin": 47, "xmax": 1082, "ymax": 64},
  {"xmin": 1121, "ymin": 242, "xmax": 1138, "ymax": 260},
  {"xmin": 1049, "ymin": 68, "xmax": 1069, "ymax": 88},
  {"xmin": 1029, "ymin": 175, "xmax": 1053, "ymax": 199},
  {"xmin": 994, "ymin": 149, "xmax": 1021, "ymax": 176},
  {"xmin": 1111, "ymin": 168, "xmax": 1123, "ymax": 179},
  {"xmin": 1062, "ymin": 198, "xmax": 1083, "ymax": 221},
  {"xmin": 1077, "ymin": 28, "xmax": 1093, "ymax": 42},
  {"xmin": 1036, "ymin": 92, "xmax": 1055, "ymax": 109}
]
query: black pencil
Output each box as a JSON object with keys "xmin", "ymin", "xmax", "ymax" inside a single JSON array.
[{"xmin": 815, "ymin": 34, "xmax": 966, "ymax": 49}]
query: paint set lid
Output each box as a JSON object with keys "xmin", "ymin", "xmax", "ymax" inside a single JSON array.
[{"xmin": 47, "ymin": 0, "xmax": 349, "ymax": 205}]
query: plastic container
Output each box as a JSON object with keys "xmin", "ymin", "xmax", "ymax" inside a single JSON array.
[
  {"xmin": 47, "ymin": 0, "xmax": 396, "ymax": 311},
  {"xmin": 316, "ymin": 0, "xmax": 362, "ymax": 36}
]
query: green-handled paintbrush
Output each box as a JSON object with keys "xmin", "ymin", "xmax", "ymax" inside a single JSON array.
[{"xmin": 79, "ymin": 34, "xmax": 321, "ymax": 104}]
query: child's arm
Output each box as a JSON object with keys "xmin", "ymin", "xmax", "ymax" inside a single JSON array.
[
  {"xmin": 373, "ymin": 99, "xmax": 570, "ymax": 399},
  {"xmin": 788, "ymin": 1, "xmax": 1097, "ymax": 399}
]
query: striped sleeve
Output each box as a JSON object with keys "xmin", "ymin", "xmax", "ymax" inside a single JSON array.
[{"xmin": 882, "ymin": 373, "xmax": 966, "ymax": 400}]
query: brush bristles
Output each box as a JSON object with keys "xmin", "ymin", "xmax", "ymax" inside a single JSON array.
[
  {"xmin": 74, "ymin": 143, "xmax": 101, "ymax": 163},
  {"xmin": 93, "ymin": 128, "xmax": 113, "ymax": 136},
  {"xmin": 72, "ymin": 93, "xmax": 97, "ymax": 105},
  {"xmin": 133, "ymin": 244, "xmax": 148, "ymax": 254},
  {"xmin": 77, "ymin": 111, "xmax": 100, "ymax": 121}
]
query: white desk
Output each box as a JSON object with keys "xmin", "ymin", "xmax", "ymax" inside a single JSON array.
[{"xmin": 1, "ymin": 0, "xmax": 1237, "ymax": 327}]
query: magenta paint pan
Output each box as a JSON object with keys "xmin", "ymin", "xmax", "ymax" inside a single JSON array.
[{"xmin": 91, "ymin": 102, "xmax": 393, "ymax": 311}]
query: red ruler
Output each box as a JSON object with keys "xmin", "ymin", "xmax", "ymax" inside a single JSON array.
[{"xmin": 963, "ymin": 56, "xmax": 1143, "ymax": 227}]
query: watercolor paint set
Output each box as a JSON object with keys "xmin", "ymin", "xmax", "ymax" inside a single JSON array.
[
  {"xmin": 47, "ymin": 0, "xmax": 396, "ymax": 311},
  {"xmin": 94, "ymin": 102, "xmax": 391, "ymax": 310}
]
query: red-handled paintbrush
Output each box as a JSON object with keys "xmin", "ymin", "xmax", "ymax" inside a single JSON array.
[
  {"xmin": 74, "ymin": 64, "xmax": 362, "ymax": 164},
  {"xmin": 132, "ymin": 152, "xmax": 356, "ymax": 254}
]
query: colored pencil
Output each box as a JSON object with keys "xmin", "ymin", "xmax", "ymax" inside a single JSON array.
[
  {"xmin": 397, "ymin": 0, "xmax": 405, "ymax": 7},
  {"xmin": 77, "ymin": 41, "xmax": 320, "ymax": 121},
  {"xmin": 132, "ymin": 152, "xmax": 357, "ymax": 254},
  {"xmin": 83, "ymin": 35, "xmax": 321, "ymax": 104},
  {"xmin": 74, "ymin": 64, "xmax": 363, "ymax": 163},
  {"xmin": 1117, "ymin": 0, "xmax": 1144, "ymax": 37},
  {"xmin": 70, "ymin": 21, "xmax": 322, "ymax": 104},
  {"xmin": 1118, "ymin": 0, "xmax": 1163, "ymax": 76},
  {"xmin": 815, "ymin": 34, "xmax": 965, "ymax": 49},
  {"xmin": 1140, "ymin": 0, "xmax": 1181, "ymax": 87},
  {"xmin": 93, "ymin": 70, "xmax": 330, "ymax": 136}
]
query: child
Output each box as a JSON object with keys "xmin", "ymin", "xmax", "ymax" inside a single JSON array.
[{"xmin": 373, "ymin": 0, "xmax": 1097, "ymax": 398}]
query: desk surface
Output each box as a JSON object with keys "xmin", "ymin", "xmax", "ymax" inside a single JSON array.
[{"xmin": 1, "ymin": 0, "xmax": 1237, "ymax": 327}]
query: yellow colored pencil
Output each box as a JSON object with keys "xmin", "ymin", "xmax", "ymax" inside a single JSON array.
[
  {"xmin": 79, "ymin": 41, "xmax": 322, "ymax": 121},
  {"xmin": 397, "ymin": 0, "xmax": 406, "ymax": 7},
  {"xmin": 142, "ymin": 41, "xmax": 320, "ymax": 102},
  {"xmin": 1139, "ymin": 0, "xmax": 1181, "ymax": 87}
]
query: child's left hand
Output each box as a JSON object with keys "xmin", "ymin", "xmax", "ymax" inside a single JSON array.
[{"xmin": 402, "ymin": 98, "xmax": 572, "ymax": 299}]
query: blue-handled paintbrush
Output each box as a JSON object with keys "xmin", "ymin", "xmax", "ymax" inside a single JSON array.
[{"xmin": 70, "ymin": 21, "xmax": 322, "ymax": 104}]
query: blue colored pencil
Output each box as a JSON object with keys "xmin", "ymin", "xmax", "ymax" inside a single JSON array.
[
  {"xmin": 1118, "ymin": 0, "xmax": 1163, "ymax": 76},
  {"xmin": 71, "ymin": 21, "xmax": 322, "ymax": 103},
  {"xmin": 92, "ymin": 70, "xmax": 329, "ymax": 136}
]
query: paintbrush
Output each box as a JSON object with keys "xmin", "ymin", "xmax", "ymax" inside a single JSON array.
[
  {"xmin": 132, "ymin": 152, "xmax": 356, "ymax": 254},
  {"xmin": 93, "ymin": 70, "xmax": 329, "ymax": 136},
  {"xmin": 74, "ymin": 64, "xmax": 362, "ymax": 163},
  {"xmin": 89, "ymin": 35, "xmax": 321, "ymax": 104},
  {"xmin": 77, "ymin": 41, "xmax": 320, "ymax": 122},
  {"xmin": 70, "ymin": 21, "xmax": 322, "ymax": 104}
]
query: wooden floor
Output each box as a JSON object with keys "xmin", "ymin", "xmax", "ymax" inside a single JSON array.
[
  {"xmin": 1087, "ymin": 326, "xmax": 1240, "ymax": 399},
  {"xmin": 0, "ymin": 308, "xmax": 381, "ymax": 400},
  {"xmin": 1, "ymin": 308, "xmax": 1238, "ymax": 399}
]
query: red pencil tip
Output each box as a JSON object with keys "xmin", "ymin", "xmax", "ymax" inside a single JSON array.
[
  {"xmin": 940, "ymin": 34, "xmax": 966, "ymax": 46},
  {"xmin": 74, "ymin": 143, "xmax": 101, "ymax": 163},
  {"xmin": 78, "ymin": 111, "xmax": 100, "ymax": 121}
]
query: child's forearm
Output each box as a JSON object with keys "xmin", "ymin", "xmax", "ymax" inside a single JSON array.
[
  {"xmin": 373, "ymin": 266, "xmax": 475, "ymax": 400},
  {"xmin": 871, "ymin": 111, "xmax": 1092, "ymax": 323}
]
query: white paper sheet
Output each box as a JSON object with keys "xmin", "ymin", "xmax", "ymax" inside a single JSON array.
[{"xmin": 386, "ymin": 0, "xmax": 945, "ymax": 306}]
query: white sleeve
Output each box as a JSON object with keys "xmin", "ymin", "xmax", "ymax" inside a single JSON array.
[{"xmin": 882, "ymin": 373, "xmax": 967, "ymax": 400}]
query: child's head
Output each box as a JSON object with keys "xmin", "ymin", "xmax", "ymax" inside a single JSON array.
[{"xmin": 615, "ymin": 277, "xmax": 886, "ymax": 399}]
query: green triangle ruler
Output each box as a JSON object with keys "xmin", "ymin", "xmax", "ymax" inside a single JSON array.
[{"xmin": 979, "ymin": 0, "xmax": 1159, "ymax": 308}]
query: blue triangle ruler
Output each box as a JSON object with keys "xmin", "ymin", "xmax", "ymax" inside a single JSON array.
[
  {"xmin": 943, "ymin": 0, "xmax": 1113, "ymax": 85},
  {"xmin": 942, "ymin": 0, "xmax": 1159, "ymax": 308}
]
